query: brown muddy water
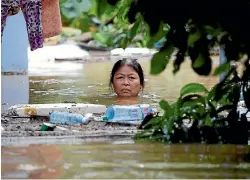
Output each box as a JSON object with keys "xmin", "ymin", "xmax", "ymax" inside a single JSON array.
[
  {"xmin": 2, "ymin": 57, "xmax": 250, "ymax": 179},
  {"xmin": 2, "ymin": 141, "xmax": 250, "ymax": 179},
  {"xmin": 28, "ymin": 58, "xmax": 219, "ymax": 106},
  {"xmin": 2, "ymin": 58, "xmax": 219, "ymax": 111}
]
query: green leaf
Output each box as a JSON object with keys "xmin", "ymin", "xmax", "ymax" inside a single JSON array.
[
  {"xmin": 213, "ymin": 63, "xmax": 230, "ymax": 76},
  {"xmin": 174, "ymin": 98, "xmax": 182, "ymax": 117},
  {"xmin": 188, "ymin": 31, "xmax": 201, "ymax": 46},
  {"xmin": 92, "ymin": 32, "xmax": 107, "ymax": 44},
  {"xmin": 182, "ymin": 100, "xmax": 200, "ymax": 108},
  {"xmin": 96, "ymin": 0, "xmax": 107, "ymax": 17},
  {"xmin": 196, "ymin": 105, "xmax": 206, "ymax": 115},
  {"xmin": 150, "ymin": 44, "xmax": 174, "ymax": 75},
  {"xmin": 159, "ymin": 100, "xmax": 171, "ymax": 111},
  {"xmin": 134, "ymin": 129, "xmax": 154, "ymax": 139},
  {"xmin": 173, "ymin": 51, "xmax": 185, "ymax": 74},
  {"xmin": 146, "ymin": 22, "xmax": 169, "ymax": 48},
  {"xmin": 193, "ymin": 53, "xmax": 205, "ymax": 68},
  {"xmin": 129, "ymin": 20, "xmax": 140, "ymax": 41},
  {"xmin": 96, "ymin": 0, "xmax": 115, "ymax": 18},
  {"xmin": 182, "ymin": 95, "xmax": 205, "ymax": 107},
  {"xmin": 88, "ymin": 0, "xmax": 98, "ymax": 15},
  {"xmin": 204, "ymin": 114, "xmax": 213, "ymax": 127},
  {"xmin": 203, "ymin": 26, "xmax": 221, "ymax": 38},
  {"xmin": 120, "ymin": 37, "xmax": 129, "ymax": 48},
  {"xmin": 60, "ymin": 0, "xmax": 92, "ymax": 19},
  {"xmin": 70, "ymin": 14, "xmax": 91, "ymax": 32},
  {"xmin": 180, "ymin": 83, "xmax": 208, "ymax": 97},
  {"xmin": 143, "ymin": 116, "xmax": 163, "ymax": 129},
  {"xmin": 59, "ymin": 0, "xmax": 68, "ymax": 4},
  {"xmin": 116, "ymin": 0, "xmax": 132, "ymax": 22},
  {"xmin": 164, "ymin": 118, "xmax": 174, "ymax": 134},
  {"xmin": 207, "ymin": 85, "xmax": 216, "ymax": 101}
]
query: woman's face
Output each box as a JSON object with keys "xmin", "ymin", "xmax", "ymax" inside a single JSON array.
[{"xmin": 112, "ymin": 65, "xmax": 142, "ymax": 97}]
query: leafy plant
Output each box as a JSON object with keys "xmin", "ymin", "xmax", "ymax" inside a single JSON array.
[
  {"xmin": 94, "ymin": 0, "xmax": 250, "ymax": 144},
  {"xmin": 60, "ymin": 0, "xmax": 93, "ymax": 32},
  {"xmin": 136, "ymin": 65, "xmax": 250, "ymax": 144},
  {"xmin": 89, "ymin": 0, "xmax": 142, "ymax": 48},
  {"xmin": 89, "ymin": 0, "xmax": 171, "ymax": 48}
]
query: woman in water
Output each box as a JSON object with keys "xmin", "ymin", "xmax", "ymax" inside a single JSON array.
[
  {"xmin": 109, "ymin": 58, "xmax": 155, "ymax": 128},
  {"xmin": 109, "ymin": 58, "xmax": 145, "ymax": 105}
]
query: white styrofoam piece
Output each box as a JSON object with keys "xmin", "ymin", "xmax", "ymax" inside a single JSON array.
[
  {"xmin": 110, "ymin": 48, "xmax": 125, "ymax": 56},
  {"xmin": 110, "ymin": 48, "xmax": 152, "ymax": 56},
  {"xmin": 28, "ymin": 44, "xmax": 90, "ymax": 62},
  {"xmin": 124, "ymin": 47, "xmax": 150, "ymax": 55},
  {"xmin": 8, "ymin": 103, "xmax": 106, "ymax": 117}
]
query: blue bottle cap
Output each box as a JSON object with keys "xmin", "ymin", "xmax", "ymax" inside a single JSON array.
[{"xmin": 102, "ymin": 116, "xmax": 108, "ymax": 121}]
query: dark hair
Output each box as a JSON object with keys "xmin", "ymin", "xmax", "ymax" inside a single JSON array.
[{"xmin": 109, "ymin": 58, "xmax": 145, "ymax": 88}]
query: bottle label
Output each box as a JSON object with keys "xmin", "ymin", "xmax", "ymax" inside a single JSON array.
[
  {"xmin": 129, "ymin": 109, "xmax": 140, "ymax": 118},
  {"xmin": 50, "ymin": 112, "xmax": 84, "ymax": 125},
  {"xmin": 113, "ymin": 107, "xmax": 143, "ymax": 120},
  {"xmin": 107, "ymin": 104, "xmax": 153, "ymax": 121},
  {"xmin": 142, "ymin": 107, "xmax": 152, "ymax": 117}
]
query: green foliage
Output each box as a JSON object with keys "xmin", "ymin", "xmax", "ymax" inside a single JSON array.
[
  {"xmin": 99, "ymin": 0, "xmax": 250, "ymax": 145},
  {"xmin": 213, "ymin": 63, "xmax": 231, "ymax": 76},
  {"xmin": 60, "ymin": 0, "xmax": 92, "ymax": 32},
  {"xmin": 135, "ymin": 66, "xmax": 250, "ymax": 144},
  {"xmin": 103, "ymin": 0, "xmax": 250, "ymax": 75},
  {"xmin": 60, "ymin": 0, "xmax": 91, "ymax": 19},
  {"xmin": 70, "ymin": 0, "xmax": 250, "ymax": 144},
  {"xmin": 87, "ymin": 0, "xmax": 172, "ymax": 48},
  {"xmin": 150, "ymin": 44, "xmax": 174, "ymax": 75},
  {"xmin": 91, "ymin": 24, "xmax": 129, "ymax": 48},
  {"xmin": 180, "ymin": 83, "xmax": 208, "ymax": 97},
  {"xmin": 89, "ymin": 0, "xmax": 137, "ymax": 47}
]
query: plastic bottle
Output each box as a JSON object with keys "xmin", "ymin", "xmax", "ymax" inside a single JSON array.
[
  {"xmin": 102, "ymin": 104, "xmax": 153, "ymax": 121},
  {"xmin": 49, "ymin": 111, "xmax": 92, "ymax": 125}
]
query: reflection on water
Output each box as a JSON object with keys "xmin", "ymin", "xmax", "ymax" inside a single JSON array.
[
  {"xmin": 2, "ymin": 141, "xmax": 250, "ymax": 179},
  {"xmin": 28, "ymin": 59, "xmax": 219, "ymax": 107}
]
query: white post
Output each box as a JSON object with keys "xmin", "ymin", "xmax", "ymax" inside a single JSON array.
[
  {"xmin": 1, "ymin": 11, "xmax": 29, "ymax": 73},
  {"xmin": 1, "ymin": 11, "xmax": 29, "ymax": 113},
  {"xmin": 1, "ymin": 75, "xmax": 29, "ymax": 113}
]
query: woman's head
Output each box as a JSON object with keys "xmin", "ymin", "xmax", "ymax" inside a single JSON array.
[{"xmin": 110, "ymin": 58, "xmax": 144, "ymax": 97}]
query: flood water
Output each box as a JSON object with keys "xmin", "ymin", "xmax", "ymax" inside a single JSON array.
[
  {"xmin": 2, "ymin": 58, "xmax": 250, "ymax": 179},
  {"xmin": 2, "ymin": 58, "xmax": 219, "ymax": 110},
  {"xmin": 28, "ymin": 59, "xmax": 219, "ymax": 106},
  {"xmin": 2, "ymin": 139, "xmax": 250, "ymax": 179}
]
